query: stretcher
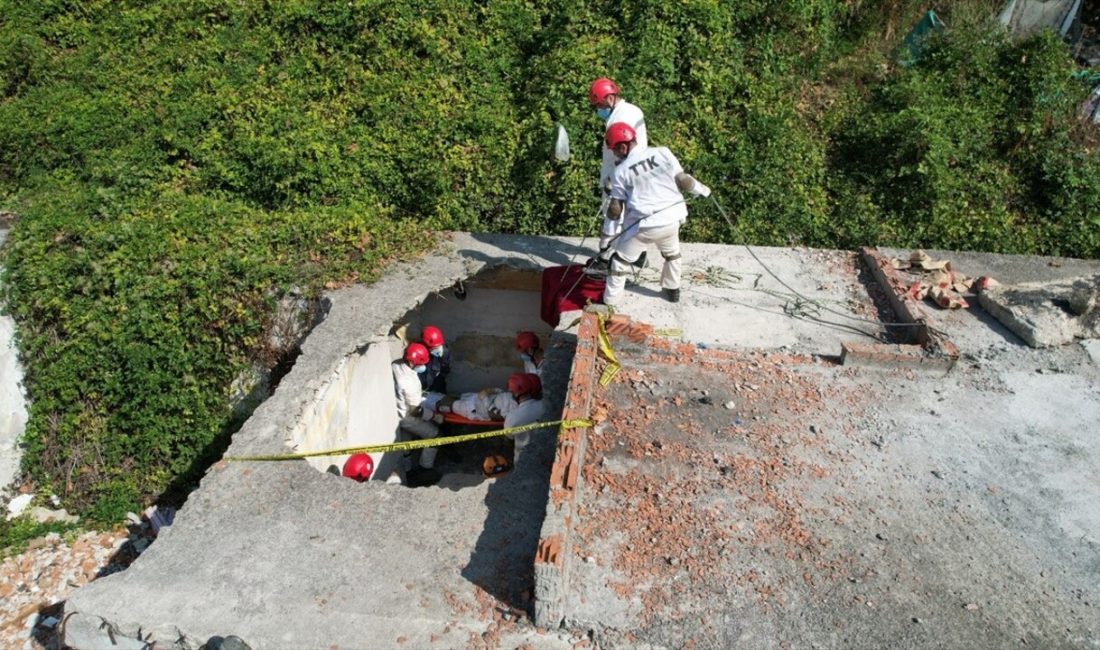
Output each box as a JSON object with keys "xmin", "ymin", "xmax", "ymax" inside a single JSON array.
[{"xmin": 441, "ymin": 412, "xmax": 504, "ymax": 429}]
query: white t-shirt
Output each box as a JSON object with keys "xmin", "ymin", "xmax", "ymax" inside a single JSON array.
[
  {"xmin": 609, "ymin": 145, "xmax": 688, "ymax": 230},
  {"xmin": 522, "ymin": 355, "xmax": 542, "ymax": 377},
  {"xmin": 601, "ymin": 100, "xmax": 648, "ymax": 189},
  {"xmin": 504, "ymin": 398, "xmax": 544, "ymax": 430},
  {"xmin": 392, "ymin": 361, "xmax": 424, "ymax": 418}
]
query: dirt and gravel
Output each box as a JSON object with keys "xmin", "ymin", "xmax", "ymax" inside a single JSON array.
[
  {"xmin": 564, "ymin": 331, "xmax": 1100, "ymax": 648},
  {"xmin": 0, "ymin": 527, "xmax": 135, "ymax": 649}
]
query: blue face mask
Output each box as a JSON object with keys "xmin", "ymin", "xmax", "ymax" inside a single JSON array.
[
  {"xmin": 429, "ymin": 346, "xmax": 444, "ymax": 357},
  {"xmin": 596, "ymin": 107, "xmax": 612, "ymax": 120},
  {"xmin": 412, "ymin": 364, "xmax": 427, "ymax": 374}
]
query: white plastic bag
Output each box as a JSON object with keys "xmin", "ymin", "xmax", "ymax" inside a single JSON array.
[{"xmin": 554, "ymin": 123, "xmax": 570, "ymax": 162}]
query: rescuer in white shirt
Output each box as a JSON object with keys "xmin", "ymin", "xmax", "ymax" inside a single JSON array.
[
  {"xmin": 391, "ymin": 342, "xmax": 442, "ymax": 484},
  {"xmin": 503, "ymin": 373, "xmax": 544, "ymax": 456},
  {"xmin": 602, "ymin": 122, "xmax": 711, "ymax": 305},
  {"xmin": 588, "ymin": 77, "xmax": 648, "ymax": 268},
  {"xmin": 514, "ymin": 331, "xmax": 544, "ymax": 377}
]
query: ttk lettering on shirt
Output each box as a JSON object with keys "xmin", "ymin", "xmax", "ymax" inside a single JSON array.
[{"xmin": 628, "ymin": 156, "xmax": 660, "ymax": 176}]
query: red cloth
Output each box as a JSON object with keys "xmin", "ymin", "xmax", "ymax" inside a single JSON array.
[{"xmin": 541, "ymin": 265, "xmax": 605, "ymax": 327}]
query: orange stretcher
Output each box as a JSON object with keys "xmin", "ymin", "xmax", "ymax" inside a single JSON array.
[{"xmin": 441, "ymin": 412, "xmax": 504, "ymax": 429}]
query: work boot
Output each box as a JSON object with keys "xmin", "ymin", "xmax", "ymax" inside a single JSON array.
[
  {"xmin": 663, "ymin": 288, "xmax": 681, "ymax": 303},
  {"xmin": 584, "ymin": 257, "xmax": 610, "ymax": 277}
]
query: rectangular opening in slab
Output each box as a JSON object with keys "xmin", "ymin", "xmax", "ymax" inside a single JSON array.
[{"xmin": 289, "ymin": 266, "xmax": 559, "ymax": 484}]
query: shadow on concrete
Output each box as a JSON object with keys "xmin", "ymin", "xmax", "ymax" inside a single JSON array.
[
  {"xmin": 465, "ymin": 232, "xmax": 593, "ymax": 269},
  {"xmin": 459, "ymin": 427, "xmax": 557, "ymax": 616},
  {"xmin": 460, "ymin": 330, "xmax": 575, "ymax": 617},
  {"xmin": 962, "ymin": 302, "xmax": 1026, "ymax": 347}
]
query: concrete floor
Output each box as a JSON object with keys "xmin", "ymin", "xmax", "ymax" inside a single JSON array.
[
  {"xmin": 59, "ymin": 235, "xmax": 1100, "ymax": 648},
  {"xmin": 564, "ymin": 336, "xmax": 1100, "ymax": 648}
]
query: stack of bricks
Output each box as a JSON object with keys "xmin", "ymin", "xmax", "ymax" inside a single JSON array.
[
  {"xmin": 850, "ymin": 247, "xmax": 960, "ymax": 372},
  {"xmin": 534, "ymin": 311, "xmax": 601, "ymax": 628},
  {"xmin": 603, "ymin": 314, "xmax": 653, "ymax": 343}
]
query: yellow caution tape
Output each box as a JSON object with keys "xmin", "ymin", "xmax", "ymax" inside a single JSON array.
[
  {"xmin": 596, "ymin": 315, "xmax": 621, "ymax": 386},
  {"xmin": 225, "ymin": 418, "xmax": 593, "ymax": 462},
  {"xmin": 651, "ymin": 327, "xmax": 683, "ymax": 338}
]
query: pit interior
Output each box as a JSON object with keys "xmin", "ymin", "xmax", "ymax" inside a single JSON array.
[{"xmin": 288, "ymin": 266, "xmax": 556, "ymax": 483}]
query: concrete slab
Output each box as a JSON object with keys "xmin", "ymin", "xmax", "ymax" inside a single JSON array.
[
  {"xmin": 63, "ymin": 233, "xmax": 589, "ymax": 649},
  {"xmin": 59, "ymin": 235, "xmax": 1100, "ymax": 648},
  {"xmin": 607, "ymin": 245, "xmax": 885, "ymax": 353},
  {"xmin": 559, "ymin": 331, "xmax": 1100, "ymax": 648},
  {"xmin": 978, "ymin": 275, "xmax": 1100, "ymax": 347}
]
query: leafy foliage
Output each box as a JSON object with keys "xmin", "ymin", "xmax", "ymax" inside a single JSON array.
[
  {"xmin": 0, "ymin": 0, "xmax": 1097, "ymax": 521},
  {"xmin": 0, "ymin": 515, "xmax": 79, "ymax": 556}
]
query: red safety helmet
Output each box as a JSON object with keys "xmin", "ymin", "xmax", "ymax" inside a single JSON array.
[
  {"xmin": 507, "ymin": 372, "xmax": 543, "ymax": 399},
  {"xmin": 605, "ymin": 122, "xmax": 636, "ymax": 149},
  {"xmin": 421, "ymin": 325, "xmax": 445, "ymax": 348},
  {"xmin": 404, "ymin": 342, "xmax": 430, "ymax": 366},
  {"xmin": 342, "ymin": 453, "xmax": 374, "ymax": 482},
  {"xmin": 515, "ymin": 331, "xmax": 540, "ymax": 353},
  {"xmin": 589, "ymin": 77, "xmax": 620, "ymax": 106}
]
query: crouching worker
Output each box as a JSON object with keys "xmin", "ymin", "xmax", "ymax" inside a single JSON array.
[
  {"xmin": 515, "ymin": 331, "xmax": 544, "ymax": 377},
  {"xmin": 602, "ymin": 122, "xmax": 710, "ymax": 305},
  {"xmin": 419, "ymin": 325, "xmax": 451, "ymax": 393},
  {"xmin": 504, "ymin": 373, "xmax": 545, "ymax": 458},
  {"xmin": 392, "ymin": 342, "xmax": 442, "ymax": 485}
]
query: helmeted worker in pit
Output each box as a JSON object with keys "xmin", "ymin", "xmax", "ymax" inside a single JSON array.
[
  {"xmin": 588, "ymin": 77, "xmax": 648, "ymax": 271},
  {"xmin": 504, "ymin": 372, "xmax": 545, "ymax": 456},
  {"xmin": 515, "ymin": 331, "xmax": 544, "ymax": 377},
  {"xmin": 602, "ymin": 122, "xmax": 710, "ymax": 305},
  {"xmin": 419, "ymin": 325, "xmax": 451, "ymax": 393},
  {"xmin": 392, "ymin": 342, "xmax": 443, "ymax": 483}
]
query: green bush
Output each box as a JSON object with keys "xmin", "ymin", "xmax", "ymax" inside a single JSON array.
[
  {"xmin": 0, "ymin": 0, "xmax": 1097, "ymax": 522},
  {"xmin": 826, "ymin": 23, "xmax": 1100, "ymax": 256}
]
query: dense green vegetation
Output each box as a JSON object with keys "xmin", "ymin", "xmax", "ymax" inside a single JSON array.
[{"xmin": 1, "ymin": 0, "xmax": 1097, "ymax": 521}]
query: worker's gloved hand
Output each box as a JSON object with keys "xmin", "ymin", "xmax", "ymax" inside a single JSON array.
[
  {"xmin": 692, "ymin": 181, "xmax": 712, "ymax": 198},
  {"xmin": 420, "ymin": 407, "xmax": 436, "ymax": 422},
  {"xmin": 431, "ymin": 413, "xmax": 445, "ymax": 425}
]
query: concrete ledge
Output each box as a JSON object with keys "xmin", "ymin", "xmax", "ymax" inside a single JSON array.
[
  {"xmin": 841, "ymin": 341, "xmax": 955, "ymax": 372},
  {"xmin": 534, "ymin": 312, "xmax": 600, "ymax": 628}
]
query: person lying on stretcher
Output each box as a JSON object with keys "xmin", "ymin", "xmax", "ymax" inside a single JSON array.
[{"xmin": 422, "ymin": 388, "xmax": 518, "ymax": 423}]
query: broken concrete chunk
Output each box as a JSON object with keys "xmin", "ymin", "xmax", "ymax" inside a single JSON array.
[
  {"xmin": 978, "ymin": 274, "xmax": 1100, "ymax": 347},
  {"xmin": 1081, "ymin": 339, "xmax": 1100, "ymax": 365},
  {"xmin": 28, "ymin": 506, "xmax": 79, "ymax": 524},
  {"xmin": 5, "ymin": 493, "xmax": 33, "ymax": 520}
]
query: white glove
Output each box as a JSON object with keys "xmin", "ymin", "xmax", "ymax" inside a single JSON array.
[
  {"xmin": 421, "ymin": 407, "xmax": 436, "ymax": 422},
  {"xmin": 692, "ymin": 181, "xmax": 712, "ymax": 198}
]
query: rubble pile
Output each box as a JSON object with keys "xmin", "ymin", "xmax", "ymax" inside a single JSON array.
[
  {"xmin": 574, "ymin": 339, "xmax": 867, "ymax": 647},
  {"xmin": 0, "ymin": 529, "xmax": 131, "ymax": 649},
  {"xmin": 0, "ymin": 506, "xmax": 171, "ymax": 649}
]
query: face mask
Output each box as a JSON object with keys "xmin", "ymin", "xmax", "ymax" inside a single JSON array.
[
  {"xmin": 429, "ymin": 346, "xmax": 444, "ymax": 357},
  {"xmin": 412, "ymin": 364, "xmax": 427, "ymax": 374},
  {"xmin": 517, "ymin": 352, "xmax": 530, "ymax": 361},
  {"xmin": 596, "ymin": 107, "xmax": 612, "ymax": 120}
]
